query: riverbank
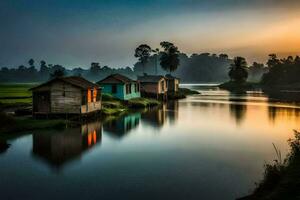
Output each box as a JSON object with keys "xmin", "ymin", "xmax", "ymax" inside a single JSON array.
[
  {"xmin": 168, "ymin": 88, "xmax": 200, "ymax": 99},
  {"xmin": 101, "ymin": 94, "xmax": 160, "ymax": 115},
  {"xmin": 0, "ymin": 85, "xmax": 198, "ymax": 134},
  {"xmin": 0, "ymin": 112, "xmax": 71, "ymax": 137},
  {"xmin": 238, "ymin": 131, "xmax": 300, "ymax": 200},
  {"xmin": 219, "ymin": 81, "xmax": 258, "ymax": 92},
  {"xmin": 101, "ymin": 87, "xmax": 199, "ymax": 115}
]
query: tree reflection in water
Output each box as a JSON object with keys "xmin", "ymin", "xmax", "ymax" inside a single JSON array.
[{"xmin": 0, "ymin": 140, "xmax": 10, "ymax": 154}]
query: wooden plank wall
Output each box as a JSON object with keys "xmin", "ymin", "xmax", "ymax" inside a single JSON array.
[
  {"xmin": 81, "ymin": 101, "xmax": 101, "ymax": 114},
  {"xmin": 50, "ymin": 81, "xmax": 82, "ymax": 114}
]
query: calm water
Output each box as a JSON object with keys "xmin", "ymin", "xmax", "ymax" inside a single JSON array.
[{"xmin": 1, "ymin": 85, "xmax": 300, "ymax": 200}]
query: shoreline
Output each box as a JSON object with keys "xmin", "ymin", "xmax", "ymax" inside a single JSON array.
[
  {"xmin": 0, "ymin": 87, "xmax": 199, "ymax": 135},
  {"xmin": 238, "ymin": 131, "xmax": 300, "ymax": 200}
]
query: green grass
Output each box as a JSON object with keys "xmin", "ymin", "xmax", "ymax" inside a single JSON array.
[
  {"xmin": 0, "ymin": 83, "xmax": 35, "ymax": 97},
  {"xmin": 0, "ymin": 83, "xmax": 37, "ymax": 104},
  {"xmin": 101, "ymin": 107, "xmax": 127, "ymax": 115},
  {"xmin": 101, "ymin": 93, "xmax": 160, "ymax": 115},
  {"xmin": 127, "ymin": 97, "xmax": 160, "ymax": 108},
  {"xmin": 239, "ymin": 130, "xmax": 300, "ymax": 200},
  {"xmin": 0, "ymin": 98, "xmax": 32, "ymax": 104}
]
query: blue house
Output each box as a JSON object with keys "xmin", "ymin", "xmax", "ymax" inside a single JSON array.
[{"xmin": 97, "ymin": 74, "xmax": 141, "ymax": 100}]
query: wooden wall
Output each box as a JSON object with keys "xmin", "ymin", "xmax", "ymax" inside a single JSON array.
[
  {"xmin": 140, "ymin": 78, "xmax": 168, "ymax": 95},
  {"xmin": 50, "ymin": 81, "xmax": 82, "ymax": 114},
  {"xmin": 167, "ymin": 79, "xmax": 179, "ymax": 92},
  {"xmin": 158, "ymin": 79, "xmax": 168, "ymax": 94},
  {"xmin": 81, "ymin": 101, "xmax": 101, "ymax": 114},
  {"xmin": 140, "ymin": 82, "xmax": 158, "ymax": 94},
  {"xmin": 32, "ymin": 80, "xmax": 102, "ymax": 115}
]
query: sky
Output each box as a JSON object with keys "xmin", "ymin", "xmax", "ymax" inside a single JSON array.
[{"xmin": 1, "ymin": 0, "xmax": 300, "ymax": 69}]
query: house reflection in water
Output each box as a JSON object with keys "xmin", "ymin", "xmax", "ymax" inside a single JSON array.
[
  {"xmin": 141, "ymin": 101, "xmax": 179, "ymax": 128},
  {"xmin": 166, "ymin": 101, "xmax": 179, "ymax": 124},
  {"xmin": 32, "ymin": 121, "xmax": 102, "ymax": 168},
  {"xmin": 103, "ymin": 113, "xmax": 141, "ymax": 139},
  {"xmin": 141, "ymin": 104, "xmax": 167, "ymax": 128}
]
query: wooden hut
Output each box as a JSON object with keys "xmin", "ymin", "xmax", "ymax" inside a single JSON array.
[
  {"xmin": 137, "ymin": 74, "xmax": 168, "ymax": 100},
  {"xmin": 30, "ymin": 76, "xmax": 101, "ymax": 116},
  {"xmin": 165, "ymin": 74, "xmax": 180, "ymax": 93},
  {"xmin": 97, "ymin": 74, "xmax": 140, "ymax": 100}
]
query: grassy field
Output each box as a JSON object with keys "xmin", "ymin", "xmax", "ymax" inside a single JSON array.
[{"xmin": 0, "ymin": 83, "xmax": 37, "ymax": 104}]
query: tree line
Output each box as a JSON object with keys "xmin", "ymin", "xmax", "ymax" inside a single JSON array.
[
  {"xmin": 225, "ymin": 54, "xmax": 300, "ymax": 88},
  {"xmin": 0, "ymin": 41, "xmax": 288, "ymax": 84},
  {"xmin": 0, "ymin": 59, "xmax": 136, "ymax": 83}
]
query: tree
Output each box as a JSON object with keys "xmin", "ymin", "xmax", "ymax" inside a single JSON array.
[
  {"xmin": 40, "ymin": 60, "xmax": 48, "ymax": 72},
  {"xmin": 219, "ymin": 54, "xmax": 229, "ymax": 59},
  {"xmin": 248, "ymin": 62, "xmax": 266, "ymax": 82},
  {"xmin": 262, "ymin": 55, "xmax": 300, "ymax": 85},
  {"xmin": 228, "ymin": 57, "xmax": 248, "ymax": 83},
  {"xmin": 159, "ymin": 41, "xmax": 180, "ymax": 73},
  {"xmin": 160, "ymin": 41, "xmax": 174, "ymax": 50},
  {"xmin": 90, "ymin": 62, "xmax": 101, "ymax": 72},
  {"xmin": 18, "ymin": 65, "xmax": 26, "ymax": 71},
  {"xmin": 267, "ymin": 54, "xmax": 280, "ymax": 68},
  {"xmin": 50, "ymin": 69, "xmax": 65, "ymax": 79},
  {"xmin": 152, "ymin": 48, "xmax": 160, "ymax": 75},
  {"xmin": 28, "ymin": 59, "xmax": 34, "ymax": 68},
  {"xmin": 134, "ymin": 44, "xmax": 152, "ymax": 74}
]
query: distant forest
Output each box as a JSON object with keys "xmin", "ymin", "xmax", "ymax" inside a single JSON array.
[{"xmin": 0, "ymin": 52, "xmax": 266, "ymax": 83}]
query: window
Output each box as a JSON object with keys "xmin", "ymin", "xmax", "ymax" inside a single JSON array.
[
  {"xmin": 134, "ymin": 83, "xmax": 140, "ymax": 93},
  {"xmin": 126, "ymin": 84, "xmax": 131, "ymax": 94},
  {"xmin": 87, "ymin": 89, "xmax": 92, "ymax": 103},
  {"xmin": 161, "ymin": 80, "xmax": 165, "ymax": 92},
  {"xmin": 93, "ymin": 88, "xmax": 97, "ymax": 102},
  {"xmin": 112, "ymin": 85, "xmax": 117, "ymax": 93}
]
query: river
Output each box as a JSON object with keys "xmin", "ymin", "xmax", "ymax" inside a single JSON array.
[{"xmin": 1, "ymin": 84, "xmax": 300, "ymax": 199}]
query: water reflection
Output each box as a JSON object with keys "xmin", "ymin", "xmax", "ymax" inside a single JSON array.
[
  {"xmin": 0, "ymin": 140, "xmax": 10, "ymax": 154},
  {"xmin": 32, "ymin": 121, "xmax": 102, "ymax": 168},
  {"xmin": 2, "ymin": 85, "xmax": 300, "ymax": 200},
  {"xmin": 166, "ymin": 101, "xmax": 179, "ymax": 124},
  {"xmin": 103, "ymin": 113, "xmax": 141, "ymax": 139},
  {"xmin": 268, "ymin": 106, "xmax": 300, "ymax": 124},
  {"xmin": 228, "ymin": 97, "xmax": 247, "ymax": 125},
  {"xmin": 142, "ymin": 104, "xmax": 167, "ymax": 128},
  {"xmin": 141, "ymin": 101, "xmax": 179, "ymax": 128}
]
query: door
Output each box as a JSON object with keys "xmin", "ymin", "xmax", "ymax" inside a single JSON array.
[{"xmin": 33, "ymin": 91, "xmax": 51, "ymax": 113}]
